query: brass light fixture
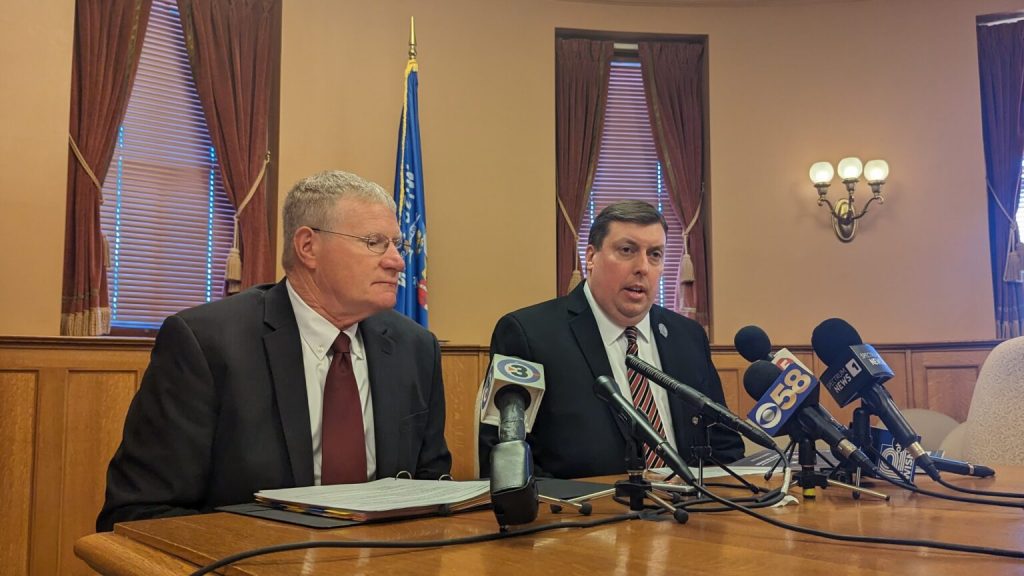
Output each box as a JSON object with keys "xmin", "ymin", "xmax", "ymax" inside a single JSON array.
[{"xmin": 809, "ymin": 157, "xmax": 889, "ymax": 242}]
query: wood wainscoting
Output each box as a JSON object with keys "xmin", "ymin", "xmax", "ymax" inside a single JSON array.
[{"xmin": 0, "ymin": 336, "xmax": 1000, "ymax": 575}]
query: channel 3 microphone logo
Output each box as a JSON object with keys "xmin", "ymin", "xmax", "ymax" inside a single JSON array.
[{"xmin": 749, "ymin": 363, "xmax": 817, "ymax": 436}]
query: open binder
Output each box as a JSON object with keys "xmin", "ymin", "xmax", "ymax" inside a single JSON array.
[{"xmin": 254, "ymin": 478, "xmax": 491, "ymax": 523}]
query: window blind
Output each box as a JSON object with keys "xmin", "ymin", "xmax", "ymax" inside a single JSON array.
[
  {"xmin": 100, "ymin": 0, "xmax": 234, "ymax": 330},
  {"xmin": 577, "ymin": 60, "xmax": 685, "ymax": 309}
]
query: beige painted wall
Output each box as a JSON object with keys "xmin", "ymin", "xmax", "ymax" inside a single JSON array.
[
  {"xmin": 1, "ymin": 0, "xmax": 1018, "ymax": 345},
  {"xmin": 0, "ymin": 0, "xmax": 74, "ymax": 337}
]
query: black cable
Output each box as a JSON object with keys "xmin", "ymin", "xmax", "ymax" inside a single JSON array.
[
  {"xmin": 672, "ymin": 463, "xmax": 1024, "ymax": 560},
  {"xmin": 189, "ymin": 511, "xmax": 638, "ymax": 576},
  {"xmin": 935, "ymin": 475, "xmax": 1024, "ymax": 500},
  {"xmin": 868, "ymin": 447, "xmax": 1024, "ymax": 509}
]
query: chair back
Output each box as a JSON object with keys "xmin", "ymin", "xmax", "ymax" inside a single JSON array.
[{"xmin": 963, "ymin": 336, "xmax": 1024, "ymax": 465}]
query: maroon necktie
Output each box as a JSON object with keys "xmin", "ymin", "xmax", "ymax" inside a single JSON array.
[
  {"xmin": 321, "ymin": 332, "xmax": 367, "ymax": 484},
  {"xmin": 624, "ymin": 326, "xmax": 667, "ymax": 469}
]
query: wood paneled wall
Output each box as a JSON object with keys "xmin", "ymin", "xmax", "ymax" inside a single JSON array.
[{"xmin": 0, "ymin": 336, "xmax": 999, "ymax": 575}]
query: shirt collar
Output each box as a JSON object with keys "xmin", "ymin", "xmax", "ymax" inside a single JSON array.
[
  {"xmin": 285, "ymin": 278, "xmax": 363, "ymax": 361},
  {"xmin": 583, "ymin": 281, "xmax": 653, "ymax": 347}
]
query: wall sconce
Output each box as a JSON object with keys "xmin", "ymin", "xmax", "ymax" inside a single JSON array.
[{"xmin": 809, "ymin": 157, "xmax": 888, "ymax": 242}]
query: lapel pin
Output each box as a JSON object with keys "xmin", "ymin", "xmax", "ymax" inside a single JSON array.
[{"xmin": 659, "ymin": 323, "xmax": 668, "ymax": 338}]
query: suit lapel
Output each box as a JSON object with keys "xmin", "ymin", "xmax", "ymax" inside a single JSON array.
[
  {"xmin": 567, "ymin": 284, "xmax": 614, "ymax": 382},
  {"xmin": 650, "ymin": 307, "xmax": 683, "ymax": 380},
  {"xmin": 361, "ymin": 314, "xmax": 400, "ymax": 478},
  {"xmin": 263, "ymin": 281, "xmax": 314, "ymax": 486}
]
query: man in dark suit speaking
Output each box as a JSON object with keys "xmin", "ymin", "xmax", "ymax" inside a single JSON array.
[
  {"xmin": 479, "ymin": 201, "xmax": 742, "ymax": 479},
  {"xmin": 98, "ymin": 170, "xmax": 451, "ymax": 531}
]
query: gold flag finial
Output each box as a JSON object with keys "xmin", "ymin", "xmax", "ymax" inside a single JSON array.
[{"xmin": 408, "ymin": 16, "xmax": 417, "ymax": 60}]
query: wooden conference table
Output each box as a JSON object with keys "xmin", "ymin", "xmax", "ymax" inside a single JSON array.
[{"xmin": 76, "ymin": 470, "xmax": 1024, "ymax": 576}]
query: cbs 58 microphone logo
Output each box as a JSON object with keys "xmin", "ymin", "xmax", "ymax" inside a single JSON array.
[{"xmin": 748, "ymin": 364, "xmax": 817, "ymax": 436}]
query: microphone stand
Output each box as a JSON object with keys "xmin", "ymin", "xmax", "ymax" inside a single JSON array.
[
  {"xmin": 566, "ymin": 437, "xmax": 690, "ymax": 524},
  {"xmin": 770, "ymin": 433, "xmax": 888, "ymax": 501},
  {"xmin": 689, "ymin": 416, "xmax": 762, "ymax": 494}
]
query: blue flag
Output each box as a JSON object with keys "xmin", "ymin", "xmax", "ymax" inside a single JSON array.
[{"xmin": 394, "ymin": 56, "xmax": 428, "ymax": 327}]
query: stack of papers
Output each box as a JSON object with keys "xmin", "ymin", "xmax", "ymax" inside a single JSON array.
[{"xmin": 255, "ymin": 478, "xmax": 491, "ymax": 522}]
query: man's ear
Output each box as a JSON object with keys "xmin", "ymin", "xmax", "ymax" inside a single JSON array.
[
  {"xmin": 584, "ymin": 244, "xmax": 596, "ymax": 275},
  {"xmin": 293, "ymin": 227, "xmax": 319, "ymax": 269}
]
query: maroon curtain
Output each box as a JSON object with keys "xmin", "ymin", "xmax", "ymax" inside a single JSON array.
[
  {"xmin": 979, "ymin": 21, "xmax": 1024, "ymax": 338},
  {"xmin": 639, "ymin": 41, "xmax": 709, "ymax": 329},
  {"xmin": 62, "ymin": 0, "xmax": 153, "ymax": 336},
  {"xmin": 178, "ymin": 0, "xmax": 275, "ymax": 294},
  {"xmin": 556, "ymin": 38, "xmax": 613, "ymax": 296}
]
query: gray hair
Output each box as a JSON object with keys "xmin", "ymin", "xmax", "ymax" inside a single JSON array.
[
  {"xmin": 281, "ymin": 170, "xmax": 396, "ymax": 270},
  {"xmin": 588, "ymin": 200, "xmax": 668, "ymax": 249}
]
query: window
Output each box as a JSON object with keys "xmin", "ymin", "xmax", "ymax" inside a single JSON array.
[
  {"xmin": 576, "ymin": 60, "xmax": 685, "ymax": 308},
  {"xmin": 100, "ymin": 0, "xmax": 234, "ymax": 331},
  {"xmin": 1018, "ymin": 158, "xmax": 1024, "ymax": 235}
]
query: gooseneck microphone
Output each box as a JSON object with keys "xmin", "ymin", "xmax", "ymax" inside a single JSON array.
[
  {"xmin": 593, "ymin": 375, "xmax": 697, "ymax": 486},
  {"xmin": 743, "ymin": 360, "xmax": 878, "ymax": 474},
  {"xmin": 811, "ymin": 318, "xmax": 942, "ymax": 481},
  {"xmin": 625, "ymin": 355, "xmax": 778, "ymax": 452}
]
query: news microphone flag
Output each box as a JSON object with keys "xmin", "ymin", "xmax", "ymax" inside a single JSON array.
[
  {"xmin": 393, "ymin": 18, "xmax": 428, "ymax": 327},
  {"xmin": 747, "ymin": 350, "xmax": 819, "ymax": 436}
]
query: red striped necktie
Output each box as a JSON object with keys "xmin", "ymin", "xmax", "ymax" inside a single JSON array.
[
  {"xmin": 624, "ymin": 326, "xmax": 667, "ymax": 469},
  {"xmin": 321, "ymin": 332, "xmax": 368, "ymax": 485}
]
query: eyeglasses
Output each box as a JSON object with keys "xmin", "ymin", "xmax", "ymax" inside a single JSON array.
[{"xmin": 310, "ymin": 227, "xmax": 410, "ymax": 257}]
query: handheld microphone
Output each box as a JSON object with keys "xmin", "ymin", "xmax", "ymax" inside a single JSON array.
[
  {"xmin": 931, "ymin": 456, "xmax": 995, "ymax": 478},
  {"xmin": 480, "ymin": 355, "xmax": 546, "ymax": 526},
  {"xmin": 743, "ymin": 360, "xmax": 878, "ymax": 474},
  {"xmin": 625, "ymin": 354, "xmax": 778, "ymax": 452},
  {"xmin": 593, "ymin": 375, "xmax": 697, "ymax": 485},
  {"xmin": 811, "ymin": 318, "xmax": 941, "ymax": 481}
]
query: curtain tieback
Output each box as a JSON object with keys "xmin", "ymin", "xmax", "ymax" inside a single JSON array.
[
  {"xmin": 678, "ymin": 186, "xmax": 704, "ymax": 285},
  {"xmin": 226, "ymin": 150, "xmax": 271, "ymax": 294},
  {"xmin": 558, "ymin": 195, "xmax": 584, "ymax": 293}
]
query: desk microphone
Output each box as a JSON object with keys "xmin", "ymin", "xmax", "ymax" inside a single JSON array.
[
  {"xmin": 593, "ymin": 375, "xmax": 697, "ymax": 486},
  {"xmin": 625, "ymin": 355, "xmax": 778, "ymax": 452},
  {"xmin": 812, "ymin": 318, "xmax": 942, "ymax": 481},
  {"xmin": 480, "ymin": 355, "xmax": 546, "ymax": 526}
]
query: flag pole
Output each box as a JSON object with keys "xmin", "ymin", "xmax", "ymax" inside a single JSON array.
[{"xmin": 409, "ymin": 16, "xmax": 416, "ymax": 60}]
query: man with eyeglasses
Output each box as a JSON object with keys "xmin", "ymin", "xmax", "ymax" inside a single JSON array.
[
  {"xmin": 479, "ymin": 201, "xmax": 743, "ymax": 480},
  {"xmin": 98, "ymin": 170, "xmax": 451, "ymax": 531}
]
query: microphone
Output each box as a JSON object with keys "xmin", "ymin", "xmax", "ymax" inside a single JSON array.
[
  {"xmin": 811, "ymin": 318, "xmax": 942, "ymax": 481},
  {"xmin": 625, "ymin": 354, "xmax": 778, "ymax": 452},
  {"xmin": 734, "ymin": 325, "xmax": 773, "ymax": 362},
  {"xmin": 931, "ymin": 455, "xmax": 995, "ymax": 478},
  {"xmin": 479, "ymin": 355, "xmax": 546, "ymax": 526},
  {"xmin": 743, "ymin": 360, "xmax": 877, "ymax": 474},
  {"xmin": 592, "ymin": 375, "xmax": 697, "ymax": 485}
]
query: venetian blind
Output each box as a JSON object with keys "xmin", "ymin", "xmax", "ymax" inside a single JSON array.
[
  {"xmin": 100, "ymin": 0, "xmax": 234, "ymax": 330},
  {"xmin": 577, "ymin": 60, "xmax": 685, "ymax": 309}
]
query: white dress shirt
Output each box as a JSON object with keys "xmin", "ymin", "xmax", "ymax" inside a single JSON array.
[
  {"xmin": 583, "ymin": 283, "xmax": 678, "ymax": 453},
  {"xmin": 286, "ymin": 279, "xmax": 377, "ymax": 484}
]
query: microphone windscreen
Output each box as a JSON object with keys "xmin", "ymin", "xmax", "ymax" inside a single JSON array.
[
  {"xmin": 743, "ymin": 360, "xmax": 782, "ymax": 399},
  {"xmin": 734, "ymin": 325, "xmax": 772, "ymax": 362},
  {"xmin": 811, "ymin": 318, "xmax": 863, "ymax": 365}
]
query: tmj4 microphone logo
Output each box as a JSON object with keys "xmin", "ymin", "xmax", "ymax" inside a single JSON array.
[{"xmin": 878, "ymin": 441, "xmax": 916, "ymax": 481}]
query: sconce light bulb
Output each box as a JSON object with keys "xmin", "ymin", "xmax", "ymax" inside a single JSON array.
[
  {"xmin": 837, "ymin": 157, "xmax": 863, "ymax": 181},
  {"xmin": 809, "ymin": 161, "xmax": 835, "ymax": 185},
  {"xmin": 864, "ymin": 159, "xmax": 889, "ymax": 184}
]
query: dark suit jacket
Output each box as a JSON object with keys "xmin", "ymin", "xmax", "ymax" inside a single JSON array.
[
  {"xmin": 97, "ymin": 280, "xmax": 451, "ymax": 531},
  {"xmin": 479, "ymin": 283, "xmax": 743, "ymax": 479}
]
